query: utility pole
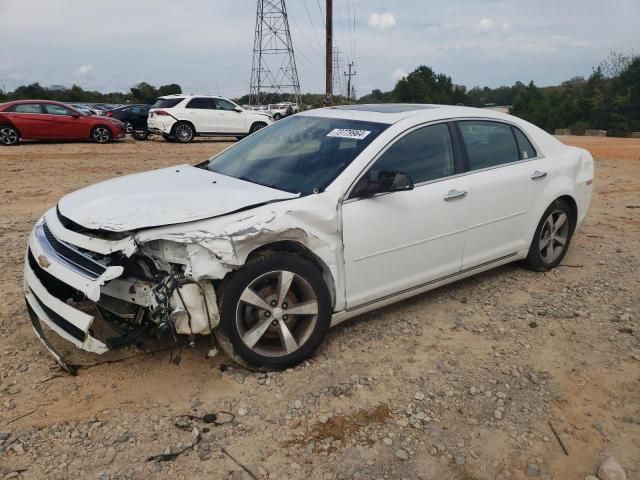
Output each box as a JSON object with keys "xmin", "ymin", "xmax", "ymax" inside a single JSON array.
[
  {"xmin": 344, "ymin": 61, "xmax": 356, "ymax": 101},
  {"xmin": 325, "ymin": 0, "xmax": 333, "ymax": 97}
]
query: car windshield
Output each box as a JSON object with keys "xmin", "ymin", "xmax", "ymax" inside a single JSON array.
[{"xmin": 205, "ymin": 115, "xmax": 388, "ymax": 194}]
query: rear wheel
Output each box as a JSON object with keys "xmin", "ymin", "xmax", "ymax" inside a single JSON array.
[
  {"xmin": 0, "ymin": 125, "xmax": 19, "ymax": 145},
  {"xmin": 172, "ymin": 122, "xmax": 194, "ymax": 143},
  {"xmin": 91, "ymin": 126, "xmax": 112, "ymax": 144},
  {"xmin": 214, "ymin": 253, "xmax": 331, "ymax": 370},
  {"xmin": 525, "ymin": 199, "xmax": 574, "ymax": 271}
]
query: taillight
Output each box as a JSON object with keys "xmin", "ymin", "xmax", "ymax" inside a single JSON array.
[
  {"xmin": 154, "ymin": 110, "xmax": 170, "ymax": 116},
  {"xmin": 106, "ymin": 111, "xmax": 113, "ymax": 117}
]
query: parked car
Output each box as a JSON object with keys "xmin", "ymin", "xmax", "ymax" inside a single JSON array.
[
  {"xmin": 267, "ymin": 102, "xmax": 299, "ymax": 120},
  {"xmin": 0, "ymin": 100, "xmax": 126, "ymax": 145},
  {"xmin": 106, "ymin": 104, "xmax": 150, "ymax": 133},
  {"xmin": 23, "ymin": 104, "xmax": 593, "ymax": 373},
  {"xmin": 147, "ymin": 94, "xmax": 273, "ymax": 142},
  {"xmin": 68, "ymin": 103, "xmax": 99, "ymax": 116}
]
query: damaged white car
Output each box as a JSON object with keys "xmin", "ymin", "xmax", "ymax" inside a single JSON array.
[{"xmin": 24, "ymin": 104, "xmax": 594, "ymax": 372}]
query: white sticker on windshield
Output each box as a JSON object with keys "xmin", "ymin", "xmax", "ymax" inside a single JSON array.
[{"xmin": 326, "ymin": 128, "xmax": 371, "ymax": 140}]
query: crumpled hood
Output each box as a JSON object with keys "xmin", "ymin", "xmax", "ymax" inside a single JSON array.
[{"xmin": 58, "ymin": 164, "xmax": 298, "ymax": 232}]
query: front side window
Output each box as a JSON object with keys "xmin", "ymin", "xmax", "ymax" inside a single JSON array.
[
  {"xmin": 367, "ymin": 123, "xmax": 455, "ymax": 185},
  {"xmin": 13, "ymin": 104, "xmax": 43, "ymax": 113},
  {"xmin": 186, "ymin": 98, "xmax": 217, "ymax": 110},
  {"xmin": 215, "ymin": 99, "xmax": 238, "ymax": 111},
  {"xmin": 45, "ymin": 104, "xmax": 73, "ymax": 116},
  {"xmin": 206, "ymin": 115, "xmax": 388, "ymax": 194},
  {"xmin": 458, "ymin": 121, "xmax": 520, "ymax": 170}
]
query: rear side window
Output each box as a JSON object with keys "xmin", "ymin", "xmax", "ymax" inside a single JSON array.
[
  {"xmin": 512, "ymin": 127, "xmax": 537, "ymax": 159},
  {"xmin": 369, "ymin": 123, "xmax": 455, "ymax": 184},
  {"xmin": 186, "ymin": 98, "xmax": 217, "ymax": 110},
  {"xmin": 458, "ymin": 121, "xmax": 519, "ymax": 170},
  {"xmin": 152, "ymin": 98, "xmax": 183, "ymax": 108},
  {"xmin": 12, "ymin": 104, "xmax": 43, "ymax": 113}
]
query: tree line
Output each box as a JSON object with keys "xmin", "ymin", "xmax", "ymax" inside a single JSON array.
[
  {"xmin": 1, "ymin": 52, "xmax": 637, "ymax": 135},
  {"xmin": 358, "ymin": 52, "xmax": 639, "ymax": 136},
  {"xmin": 0, "ymin": 82, "xmax": 182, "ymax": 105}
]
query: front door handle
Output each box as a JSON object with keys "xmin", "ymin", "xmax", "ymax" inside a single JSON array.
[
  {"xmin": 444, "ymin": 189, "xmax": 468, "ymax": 201},
  {"xmin": 531, "ymin": 170, "xmax": 548, "ymax": 180}
]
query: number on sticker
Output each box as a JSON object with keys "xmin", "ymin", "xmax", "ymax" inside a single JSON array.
[{"xmin": 326, "ymin": 129, "xmax": 371, "ymax": 140}]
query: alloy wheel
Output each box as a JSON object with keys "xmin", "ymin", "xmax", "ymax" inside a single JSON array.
[
  {"xmin": 235, "ymin": 270, "xmax": 319, "ymax": 357},
  {"xmin": 125, "ymin": 122, "xmax": 134, "ymax": 133},
  {"xmin": 0, "ymin": 127, "xmax": 19, "ymax": 145},
  {"xmin": 92, "ymin": 126, "xmax": 111, "ymax": 143},
  {"xmin": 539, "ymin": 209, "xmax": 570, "ymax": 263},
  {"xmin": 175, "ymin": 124, "xmax": 193, "ymax": 142}
]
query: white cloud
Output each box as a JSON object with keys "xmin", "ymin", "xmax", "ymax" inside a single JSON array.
[
  {"xmin": 476, "ymin": 18, "xmax": 494, "ymax": 34},
  {"xmin": 75, "ymin": 64, "xmax": 93, "ymax": 76},
  {"xmin": 501, "ymin": 22, "xmax": 511, "ymax": 34},
  {"xmin": 368, "ymin": 13, "xmax": 396, "ymax": 32},
  {"xmin": 392, "ymin": 68, "xmax": 408, "ymax": 81}
]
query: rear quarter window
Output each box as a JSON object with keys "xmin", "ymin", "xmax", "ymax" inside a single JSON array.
[{"xmin": 152, "ymin": 98, "xmax": 183, "ymax": 108}]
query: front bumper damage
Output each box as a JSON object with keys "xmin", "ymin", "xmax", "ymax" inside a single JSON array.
[{"xmin": 23, "ymin": 210, "xmax": 220, "ymax": 373}]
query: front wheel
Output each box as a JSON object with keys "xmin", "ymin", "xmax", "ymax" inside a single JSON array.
[
  {"xmin": 214, "ymin": 253, "xmax": 331, "ymax": 370},
  {"xmin": 124, "ymin": 121, "xmax": 134, "ymax": 133},
  {"xmin": 91, "ymin": 126, "xmax": 112, "ymax": 143},
  {"xmin": 0, "ymin": 125, "xmax": 20, "ymax": 145},
  {"xmin": 525, "ymin": 199, "xmax": 574, "ymax": 271}
]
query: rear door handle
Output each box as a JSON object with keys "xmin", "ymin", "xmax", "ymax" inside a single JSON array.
[
  {"xmin": 531, "ymin": 170, "xmax": 547, "ymax": 180},
  {"xmin": 444, "ymin": 189, "xmax": 468, "ymax": 201}
]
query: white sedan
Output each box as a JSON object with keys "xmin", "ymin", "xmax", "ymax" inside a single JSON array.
[{"xmin": 23, "ymin": 104, "xmax": 593, "ymax": 372}]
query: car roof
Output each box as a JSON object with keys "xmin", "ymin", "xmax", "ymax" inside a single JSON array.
[
  {"xmin": 299, "ymin": 103, "xmax": 518, "ymax": 125},
  {"xmin": 158, "ymin": 94, "xmax": 224, "ymax": 99},
  {"xmin": 1, "ymin": 99, "xmax": 70, "ymax": 106}
]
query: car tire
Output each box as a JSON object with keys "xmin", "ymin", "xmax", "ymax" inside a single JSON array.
[
  {"xmin": 214, "ymin": 253, "xmax": 331, "ymax": 371},
  {"xmin": 273, "ymin": 113, "xmax": 282, "ymax": 121},
  {"xmin": 124, "ymin": 121, "xmax": 134, "ymax": 134},
  {"xmin": 0, "ymin": 125, "xmax": 20, "ymax": 146},
  {"xmin": 524, "ymin": 198, "xmax": 575, "ymax": 272},
  {"xmin": 91, "ymin": 126, "xmax": 112, "ymax": 144},
  {"xmin": 172, "ymin": 122, "xmax": 195, "ymax": 143},
  {"xmin": 249, "ymin": 122, "xmax": 267, "ymax": 134}
]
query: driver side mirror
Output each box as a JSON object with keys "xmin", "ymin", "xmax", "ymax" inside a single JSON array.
[
  {"xmin": 71, "ymin": 113, "xmax": 80, "ymax": 119},
  {"xmin": 351, "ymin": 169, "xmax": 414, "ymax": 199},
  {"xmin": 234, "ymin": 106, "xmax": 243, "ymax": 113}
]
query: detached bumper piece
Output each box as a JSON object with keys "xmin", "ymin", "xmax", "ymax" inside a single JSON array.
[{"xmin": 24, "ymin": 220, "xmax": 122, "ymax": 372}]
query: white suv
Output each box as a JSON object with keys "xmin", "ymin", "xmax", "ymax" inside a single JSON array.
[{"xmin": 148, "ymin": 94, "xmax": 273, "ymax": 142}]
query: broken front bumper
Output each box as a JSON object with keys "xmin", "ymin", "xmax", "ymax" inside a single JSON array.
[
  {"xmin": 23, "ymin": 216, "xmax": 125, "ymax": 367},
  {"xmin": 23, "ymin": 210, "xmax": 221, "ymax": 371}
]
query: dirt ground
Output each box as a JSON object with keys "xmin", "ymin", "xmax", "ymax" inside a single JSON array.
[{"xmin": 0, "ymin": 135, "xmax": 638, "ymax": 480}]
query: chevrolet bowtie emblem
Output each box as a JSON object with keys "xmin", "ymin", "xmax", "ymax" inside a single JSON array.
[{"xmin": 37, "ymin": 254, "xmax": 51, "ymax": 269}]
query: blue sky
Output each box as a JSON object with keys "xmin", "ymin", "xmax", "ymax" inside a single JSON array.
[{"xmin": 0, "ymin": 0, "xmax": 638, "ymax": 98}]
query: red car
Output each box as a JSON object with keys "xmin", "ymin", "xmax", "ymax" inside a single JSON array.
[{"xmin": 0, "ymin": 100, "xmax": 126, "ymax": 145}]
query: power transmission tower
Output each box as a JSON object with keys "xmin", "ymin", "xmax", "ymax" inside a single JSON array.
[
  {"xmin": 249, "ymin": 0, "xmax": 301, "ymax": 107},
  {"xmin": 333, "ymin": 48, "xmax": 343, "ymax": 98},
  {"xmin": 344, "ymin": 61, "xmax": 356, "ymax": 101}
]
